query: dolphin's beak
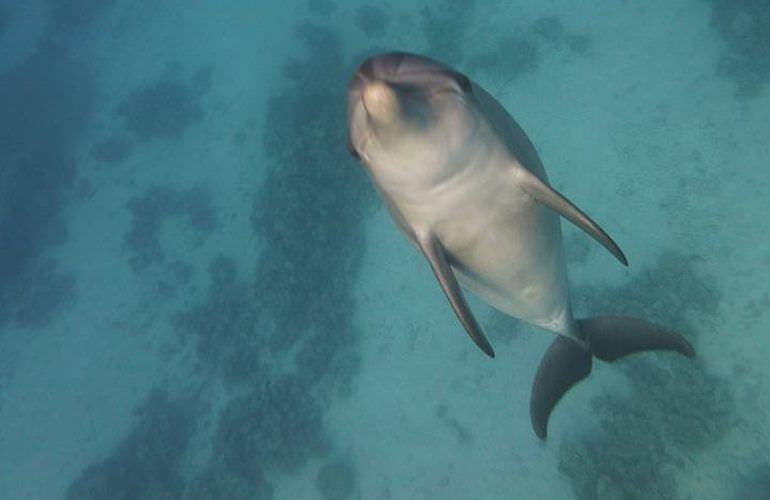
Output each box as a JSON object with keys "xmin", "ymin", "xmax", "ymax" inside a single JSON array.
[{"xmin": 361, "ymin": 80, "xmax": 400, "ymax": 125}]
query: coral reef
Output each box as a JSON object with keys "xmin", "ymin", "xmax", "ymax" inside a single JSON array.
[
  {"xmin": 354, "ymin": 5, "xmax": 390, "ymax": 38},
  {"xmin": 155, "ymin": 260, "xmax": 193, "ymax": 299},
  {"xmin": 468, "ymin": 36, "xmax": 540, "ymax": 85},
  {"xmin": 253, "ymin": 21, "xmax": 371, "ymax": 392},
  {"xmin": 705, "ymin": 0, "xmax": 770, "ymax": 97},
  {"xmin": 66, "ymin": 389, "xmax": 193, "ymax": 500},
  {"xmin": 117, "ymin": 65, "xmax": 212, "ymax": 141},
  {"xmin": 173, "ymin": 254, "xmax": 262, "ymax": 384},
  {"xmin": 49, "ymin": 0, "xmax": 117, "ymax": 35},
  {"xmin": 436, "ymin": 404, "xmax": 473, "ymax": 445},
  {"xmin": 5, "ymin": 259, "xmax": 77, "ymax": 327},
  {"xmin": 0, "ymin": 4, "xmax": 13, "ymax": 34},
  {"xmin": 184, "ymin": 377, "xmax": 328, "ymax": 499},
  {"xmin": 0, "ymin": 25, "xmax": 92, "ymax": 327},
  {"xmin": 316, "ymin": 459, "xmax": 356, "ymax": 500},
  {"xmin": 732, "ymin": 463, "xmax": 770, "ymax": 499},
  {"xmin": 467, "ymin": 16, "xmax": 591, "ymax": 88},
  {"xmin": 186, "ymin": 463, "xmax": 274, "ymax": 500},
  {"xmin": 213, "ymin": 378, "xmax": 329, "ymax": 475},
  {"xmin": 124, "ymin": 186, "xmax": 216, "ymax": 272},
  {"xmin": 89, "ymin": 135, "xmax": 133, "ymax": 164},
  {"xmin": 528, "ymin": 15, "xmax": 592, "ymax": 55},
  {"xmin": 307, "ymin": 0, "xmax": 337, "ymax": 17},
  {"xmin": 530, "ymin": 16, "xmax": 565, "ymax": 42},
  {"xmin": 565, "ymin": 34, "xmax": 591, "ymax": 55},
  {"xmin": 420, "ymin": 0, "xmax": 477, "ymax": 64}
]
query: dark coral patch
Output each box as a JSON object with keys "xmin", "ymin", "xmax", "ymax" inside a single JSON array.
[
  {"xmin": 705, "ymin": 0, "xmax": 770, "ymax": 97},
  {"xmin": 124, "ymin": 186, "xmax": 216, "ymax": 272},
  {"xmin": 213, "ymin": 378, "xmax": 330, "ymax": 475},
  {"xmin": 66, "ymin": 390, "xmax": 193, "ymax": 500},
  {"xmin": 316, "ymin": 459, "xmax": 356, "ymax": 500},
  {"xmin": 89, "ymin": 135, "xmax": 133, "ymax": 163},
  {"xmin": 117, "ymin": 66, "xmax": 212, "ymax": 141},
  {"xmin": 354, "ymin": 5, "xmax": 390, "ymax": 37},
  {"xmin": 421, "ymin": 0, "xmax": 477, "ymax": 64},
  {"xmin": 0, "ymin": 33, "xmax": 91, "ymax": 327},
  {"xmin": 173, "ymin": 254, "xmax": 262, "ymax": 384}
]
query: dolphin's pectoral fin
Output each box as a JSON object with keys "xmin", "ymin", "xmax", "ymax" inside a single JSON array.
[
  {"xmin": 530, "ymin": 316, "xmax": 695, "ymax": 439},
  {"xmin": 530, "ymin": 336, "xmax": 592, "ymax": 439},
  {"xmin": 417, "ymin": 231, "xmax": 495, "ymax": 358},
  {"xmin": 516, "ymin": 166, "xmax": 628, "ymax": 266},
  {"xmin": 580, "ymin": 316, "xmax": 695, "ymax": 361}
]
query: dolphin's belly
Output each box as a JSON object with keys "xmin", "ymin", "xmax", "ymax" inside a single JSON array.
[
  {"xmin": 430, "ymin": 171, "xmax": 574, "ymax": 336},
  {"xmin": 373, "ymin": 135, "xmax": 575, "ymax": 337}
]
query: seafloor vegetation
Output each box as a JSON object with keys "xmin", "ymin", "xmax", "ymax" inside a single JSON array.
[
  {"xmin": 705, "ymin": 0, "xmax": 770, "ymax": 96},
  {"xmin": 467, "ymin": 15, "xmax": 591, "ymax": 88},
  {"xmin": 124, "ymin": 186, "xmax": 217, "ymax": 272},
  {"xmin": 66, "ymin": 390, "xmax": 193, "ymax": 500},
  {"xmin": 0, "ymin": 2, "xmax": 97, "ymax": 328},
  {"xmin": 117, "ymin": 64, "xmax": 212, "ymax": 142},
  {"xmin": 732, "ymin": 462, "xmax": 770, "ymax": 499}
]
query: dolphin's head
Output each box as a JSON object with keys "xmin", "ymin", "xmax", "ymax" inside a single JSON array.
[{"xmin": 348, "ymin": 52, "xmax": 479, "ymax": 185}]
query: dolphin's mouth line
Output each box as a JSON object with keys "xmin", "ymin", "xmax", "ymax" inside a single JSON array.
[{"xmin": 360, "ymin": 95, "xmax": 370, "ymax": 116}]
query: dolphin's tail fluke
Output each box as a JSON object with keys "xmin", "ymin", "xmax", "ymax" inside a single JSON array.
[
  {"xmin": 529, "ymin": 316, "xmax": 695, "ymax": 439},
  {"xmin": 530, "ymin": 335, "xmax": 592, "ymax": 439}
]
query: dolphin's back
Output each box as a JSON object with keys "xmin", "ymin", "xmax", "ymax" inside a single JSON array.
[{"xmin": 470, "ymin": 82, "xmax": 548, "ymax": 182}]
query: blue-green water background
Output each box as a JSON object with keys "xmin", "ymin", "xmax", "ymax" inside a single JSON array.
[{"xmin": 1, "ymin": 1, "xmax": 768, "ymax": 499}]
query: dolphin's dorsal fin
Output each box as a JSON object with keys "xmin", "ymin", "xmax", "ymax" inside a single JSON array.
[
  {"xmin": 416, "ymin": 231, "xmax": 495, "ymax": 358},
  {"xmin": 515, "ymin": 166, "xmax": 628, "ymax": 266}
]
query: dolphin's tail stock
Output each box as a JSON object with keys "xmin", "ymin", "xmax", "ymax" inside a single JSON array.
[{"xmin": 529, "ymin": 316, "xmax": 695, "ymax": 439}]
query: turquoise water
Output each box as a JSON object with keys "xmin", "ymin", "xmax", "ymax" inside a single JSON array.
[{"xmin": 1, "ymin": 1, "xmax": 768, "ymax": 499}]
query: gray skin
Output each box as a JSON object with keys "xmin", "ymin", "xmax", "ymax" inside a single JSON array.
[{"xmin": 347, "ymin": 52, "xmax": 694, "ymax": 439}]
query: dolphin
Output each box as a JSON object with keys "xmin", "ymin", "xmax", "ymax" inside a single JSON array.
[{"xmin": 347, "ymin": 52, "xmax": 694, "ymax": 439}]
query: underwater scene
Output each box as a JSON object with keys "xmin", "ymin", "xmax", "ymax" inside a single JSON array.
[{"xmin": 1, "ymin": 0, "xmax": 769, "ymax": 499}]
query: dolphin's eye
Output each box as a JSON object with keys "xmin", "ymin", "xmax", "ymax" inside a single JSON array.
[{"xmin": 453, "ymin": 72, "xmax": 472, "ymax": 93}]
